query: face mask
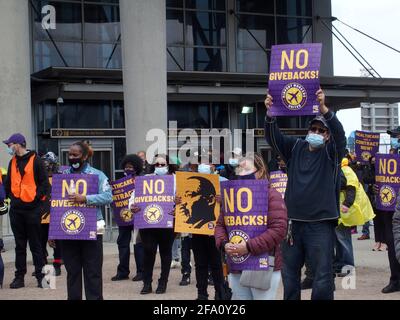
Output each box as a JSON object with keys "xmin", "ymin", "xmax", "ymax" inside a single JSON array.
[
  {"xmin": 306, "ymin": 133, "xmax": 325, "ymax": 149},
  {"xmin": 155, "ymin": 166, "xmax": 168, "ymax": 176},
  {"xmin": 69, "ymin": 158, "xmax": 83, "ymax": 170},
  {"xmin": 229, "ymin": 158, "xmax": 239, "ymax": 167},
  {"xmin": 391, "ymin": 138, "xmax": 400, "ymax": 149},
  {"xmin": 7, "ymin": 146, "xmax": 15, "ymax": 156},
  {"xmin": 198, "ymin": 164, "xmax": 212, "ymax": 174},
  {"xmin": 124, "ymin": 169, "xmax": 136, "ymax": 177}
]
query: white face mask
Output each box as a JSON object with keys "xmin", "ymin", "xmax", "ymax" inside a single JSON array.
[
  {"xmin": 198, "ymin": 163, "xmax": 212, "ymax": 174},
  {"xmin": 229, "ymin": 158, "xmax": 239, "ymax": 167},
  {"xmin": 155, "ymin": 166, "xmax": 168, "ymax": 176}
]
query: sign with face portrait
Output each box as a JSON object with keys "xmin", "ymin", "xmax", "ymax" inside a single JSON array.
[
  {"xmin": 268, "ymin": 43, "xmax": 322, "ymax": 116},
  {"xmin": 375, "ymin": 153, "xmax": 400, "ymax": 211},
  {"xmin": 110, "ymin": 176, "xmax": 136, "ymax": 226},
  {"xmin": 175, "ymin": 172, "xmax": 221, "ymax": 235},
  {"xmin": 49, "ymin": 174, "xmax": 98, "ymax": 240},
  {"xmin": 133, "ymin": 175, "xmax": 175, "ymax": 229},
  {"xmin": 355, "ymin": 130, "xmax": 380, "ymax": 164},
  {"xmin": 221, "ymin": 179, "xmax": 269, "ymax": 271}
]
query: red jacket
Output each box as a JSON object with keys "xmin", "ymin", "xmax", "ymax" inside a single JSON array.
[{"xmin": 215, "ymin": 186, "xmax": 288, "ymax": 271}]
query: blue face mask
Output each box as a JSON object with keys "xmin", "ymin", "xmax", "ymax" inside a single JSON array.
[
  {"xmin": 306, "ymin": 133, "xmax": 325, "ymax": 149},
  {"xmin": 229, "ymin": 158, "xmax": 239, "ymax": 167},
  {"xmin": 198, "ymin": 164, "xmax": 212, "ymax": 174},
  {"xmin": 155, "ymin": 166, "xmax": 168, "ymax": 176},
  {"xmin": 391, "ymin": 138, "xmax": 400, "ymax": 149},
  {"xmin": 7, "ymin": 146, "xmax": 15, "ymax": 156}
]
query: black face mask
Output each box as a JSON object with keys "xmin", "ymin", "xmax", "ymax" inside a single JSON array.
[
  {"xmin": 68, "ymin": 158, "xmax": 83, "ymax": 170},
  {"xmin": 124, "ymin": 169, "xmax": 136, "ymax": 177}
]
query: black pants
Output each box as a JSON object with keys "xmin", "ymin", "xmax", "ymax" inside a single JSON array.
[
  {"xmin": 382, "ymin": 212, "xmax": 400, "ymax": 284},
  {"xmin": 9, "ymin": 208, "xmax": 44, "ymax": 279},
  {"xmin": 181, "ymin": 236, "xmax": 192, "ymax": 275},
  {"xmin": 373, "ymin": 209, "xmax": 386, "ymax": 244},
  {"xmin": 139, "ymin": 228, "xmax": 175, "ymax": 285},
  {"xmin": 116, "ymin": 225, "xmax": 133, "ymax": 277},
  {"xmin": 40, "ymin": 223, "xmax": 62, "ymax": 266},
  {"xmin": 191, "ymin": 234, "xmax": 224, "ymax": 297},
  {"xmin": 61, "ymin": 236, "xmax": 103, "ymax": 300}
]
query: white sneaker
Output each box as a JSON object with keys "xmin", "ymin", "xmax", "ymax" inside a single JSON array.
[{"xmin": 96, "ymin": 220, "xmax": 106, "ymax": 235}]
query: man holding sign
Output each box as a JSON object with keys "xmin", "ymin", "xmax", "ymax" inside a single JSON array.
[{"xmin": 265, "ymin": 86, "xmax": 346, "ymax": 300}]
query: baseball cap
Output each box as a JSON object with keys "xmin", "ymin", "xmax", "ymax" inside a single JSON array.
[
  {"xmin": 387, "ymin": 126, "xmax": 400, "ymax": 137},
  {"xmin": 309, "ymin": 116, "xmax": 329, "ymax": 131},
  {"xmin": 3, "ymin": 133, "xmax": 26, "ymax": 145}
]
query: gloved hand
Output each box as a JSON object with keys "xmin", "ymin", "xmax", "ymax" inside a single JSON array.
[{"xmin": 0, "ymin": 201, "xmax": 8, "ymax": 216}]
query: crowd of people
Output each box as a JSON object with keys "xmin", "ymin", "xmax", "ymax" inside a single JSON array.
[{"xmin": 1, "ymin": 89, "xmax": 400, "ymax": 300}]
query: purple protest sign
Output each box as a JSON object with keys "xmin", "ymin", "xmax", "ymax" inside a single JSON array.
[
  {"xmin": 355, "ymin": 130, "xmax": 380, "ymax": 164},
  {"xmin": 375, "ymin": 153, "xmax": 400, "ymax": 211},
  {"xmin": 110, "ymin": 176, "xmax": 135, "ymax": 226},
  {"xmin": 269, "ymin": 171, "xmax": 288, "ymax": 199},
  {"xmin": 221, "ymin": 179, "xmax": 269, "ymax": 271},
  {"xmin": 268, "ymin": 43, "xmax": 322, "ymax": 116},
  {"xmin": 133, "ymin": 175, "xmax": 175, "ymax": 229},
  {"xmin": 49, "ymin": 174, "xmax": 98, "ymax": 240}
]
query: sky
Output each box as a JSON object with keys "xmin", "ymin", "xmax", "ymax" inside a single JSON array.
[{"xmin": 331, "ymin": 0, "xmax": 400, "ymax": 137}]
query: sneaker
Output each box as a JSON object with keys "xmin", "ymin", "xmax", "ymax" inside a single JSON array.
[
  {"xmin": 382, "ymin": 282, "xmax": 400, "ymax": 294},
  {"xmin": 10, "ymin": 278, "xmax": 24, "ymax": 289},
  {"xmin": 170, "ymin": 259, "xmax": 180, "ymax": 269},
  {"xmin": 300, "ymin": 277, "xmax": 313, "ymax": 290},
  {"xmin": 140, "ymin": 283, "xmax": 152, "ymax": 294},
  {"xmin": 179, "ymin": 273, "xmax": 190, "ymax": 286},
  {"xmin": 132, "ymin": 273, "xmax": 144, "ymax": 282},
  {"xmin": 357, "ymin": 234, "xmax": 370, "ymax": 240},
  {"xmin": 156, "ymin": 281, "xmax": 167, "ymax": 294},
  {"xmin": 111, "ymin": 274, "xmax": 129, "ymax": 281}
]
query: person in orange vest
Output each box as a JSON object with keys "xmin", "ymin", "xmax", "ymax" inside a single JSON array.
[{"xmin": 3, "ymin": 133, "xmax": 50, "ymax": 289}]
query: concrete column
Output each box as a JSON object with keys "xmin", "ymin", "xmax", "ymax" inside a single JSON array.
[
  {"xmin": 120, "ymin": 0, "xmax": 168, "ymax": 155},
  {"xmin": 0, "ymin": 0, "xmax": 32, "ymax": 167}
]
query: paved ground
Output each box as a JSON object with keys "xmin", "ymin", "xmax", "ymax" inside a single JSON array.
[{"xmin": 0, "ymin": 230, "xmax": 399, "ymax": 300}]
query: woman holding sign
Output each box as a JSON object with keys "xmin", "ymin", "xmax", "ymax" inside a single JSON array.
[
  {"xmin": 215, "ymin": 153, "xmax": 287, "ymax": 300},
  {"xmin": 61, "ymin": 141, "xmax": 113, "ymax": 300}
]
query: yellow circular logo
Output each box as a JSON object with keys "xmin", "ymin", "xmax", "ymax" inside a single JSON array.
[
  {"xmin": 61, "ymin": 210, "xmax": 85, "ymax": 235},
  {"xmin": 144, "ymin": 204, "xmax": 163, "ymax": 224},
  {"xmin": 120, "ymin": 208, "xmax": 133, "ymax": 223},
  {"xmin": 229, "ymin": 230, "xmax": 250, "ymax": 263},
  {"xmin": 380, "ymin": 185, "xmax": 396, "ymax": 207},
  {"xmin": 361, "ymin": 151, "xmax": 371, "ymax": 162},
  {"xmin": 281, "ymin": 83, "xmax": 307, "ymax": 111}
]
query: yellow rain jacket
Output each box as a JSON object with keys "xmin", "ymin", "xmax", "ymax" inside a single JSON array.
[{"xmin": 339, "ymin": 166, "xmax": 375, "ymax": 227}]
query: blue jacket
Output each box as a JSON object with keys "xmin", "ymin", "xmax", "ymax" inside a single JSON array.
[{"xmin": 63, "ymin": 163, "xmax": 113, "ymax": 220}]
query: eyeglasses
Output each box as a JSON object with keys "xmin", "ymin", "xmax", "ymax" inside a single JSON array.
[
  {"xmin": 309, "ymin": 126, "xmax": 328, "ymax": 134},
  {"xmin": 154, "ymin": 163, "xmax": 167, "ymax": 167}
]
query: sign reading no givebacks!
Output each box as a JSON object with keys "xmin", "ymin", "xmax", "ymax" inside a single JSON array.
[
  {"xmin": 110, "ymin": 176, "xmax": 135, "ymax": 226},
  {"xmin": 268, "ymin": 43, "xmax": 322, "ymax": 116},
  {"xmin": 375, "ymin": 154, "xmax": 400, "ymax": 211},
  {"xmin": 355, "ymin": 130, "xmax": 380, "ymax": 164},
  {"xmin": 49, "ymin": 174, "xmax": 98, "ymax": 240},
  {"xmin": 221, "ymin": 180, "xmax": 269, "ymax": 271},
  {"xmin": 175, "ymin": 172, "xmax": 221, "ymax": 235},
  {"xmin": 134, "ymin": 175, "xmax": 175, "ymax": 229}
]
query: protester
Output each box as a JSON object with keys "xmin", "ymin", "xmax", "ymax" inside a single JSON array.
[
  {"xmin": 40, "ymin": 151, "xmax": 63, "ymax": 276},
  {"xmin": 264, "ymin": 89, "xmax": 347, "ymax": 300},
  {"xmin": 137, "ymin": 150, "xmax": 153, "ymax": 175},
  {"xmin": 60, "ymin": 141, "xmax": 112, "ymax": 300},
  {"xmin": 111, "ymin": 154, "xmax": 144, "ymax": 281},
  {"xmin": 131, "ymin": 154, "xmax": 177, "ymax": 295},
  {"xmin": 215, "ymin": 152, "xmax": 287, "ymax": 300},
  {"xmin": 3, "ymin": 133, "xmax": 50, "ymax": 289},
  {"xmin": 219, "ymin": 148, "xmax": 242, "ymax": 180}
]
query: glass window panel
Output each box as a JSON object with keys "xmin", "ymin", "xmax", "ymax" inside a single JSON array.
[
  {"xmin": 239, "ymin": 108, "xmax": 256, "ymax": 129},
  {"xmin": 185, "ymin": 0, "xmax": 225, "ymax": 11},
  {"xmin": 44, "ymin": 102, "xmax": 58, "ymax": 131},
  {"xmin": 186, "ymin": 11, "xmax": 226, "ymax": 46},
  {"xmin": 257, "ymin": 103, "xmax": 266, "ymax": 128},
  {"xmin": 236, "ymin": 49, "xmax": 269, "ymax": 73},
  {"xmin": 84, "ymin": 4, "xmax": 120, "ymax": 42},
  {"xmin": 167, "ymin": 10, "xmax": 184, "ymax": 45},
  {"xmin": 113, "ymin": 101, "xmax": 125, "ymax": 128},
  {"xmin": 33, "ymin": 1, "xmax": 82, "ymax": 41},
  {"xmin": 34, "ymin": 40, "xmax": 82, "ymax": 71},
  {"xmin": 167, "ymin": 46, "xmax": 184, "ymax": 71},
  {"xmin": 37, "ymin": 136, "xmax": 59, "ymax": 158},
  {"xmin": 277, "ymin": 117, "xmax": 298, "ymax": 128},
  {"xmin": 212, "ymin": 103, "xmax": 229, "ymax": 128},
  {"xmin": 168, "ymin": 102, "xmax": 210, "ymax": 128},
  {"xmin": 114, "ymin": 138, "xmax": 127, "ymax": 172},
  {"xmin": 237, "ymin": 14, "xmax": 275, "ymax": 49},
  {"xmin": 185, "ymin": 47, "xmax": 226, "ymax": 71},
  {"xmin": 59, "ymin": 101, "xmax": 112, "ymax": 128},
  {"xmin": 166, "ymin": 0, "xmax": 184, "ymax": 7},
  {"xmin": 37, "ymin": 104, "xmax": 44, "ymax": 133},
  {"xmin": 276, "ymin": 17, "xmax": 313, "ymax": 44},
  {"xmin": 276, "ymin": 0, "xmax": 312, "ymax": 16},
  {"xmin": 84, "ymin": 43, "xmax": 122, "ymax": 68},
  {"xmin": 236, "ymin": 0, "xmax": 274, "ymax": 14}
]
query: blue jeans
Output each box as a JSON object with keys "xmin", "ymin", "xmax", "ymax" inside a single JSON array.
[
  {"xmin": 361, "ymin": 221, "xmax": 370, "ymax": 236},
  {"xmin": 334, "ymin": 224, "xmax": 354, "ymax": 273},
  {"xmin": 282, "ymin": 220, "xmax": 335, "ymax": 300}
]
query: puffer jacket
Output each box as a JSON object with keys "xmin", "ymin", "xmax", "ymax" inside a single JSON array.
[{"xmin": 215, "ymin": 185, "xmax": 287, "ymax": 271}]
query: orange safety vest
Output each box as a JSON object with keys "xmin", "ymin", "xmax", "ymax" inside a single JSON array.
[{"xmin": 11, "ymin": 155, "xmax": 37, "ymax": 203}]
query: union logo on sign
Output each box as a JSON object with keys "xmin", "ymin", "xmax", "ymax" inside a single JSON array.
[
  {"xmin": 61, "ymin": 210, "xmax": 85, "ymax": 235},
  {"xmin": 281, "ymin": 82, "xmax": 307, "ymax": 111}
]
